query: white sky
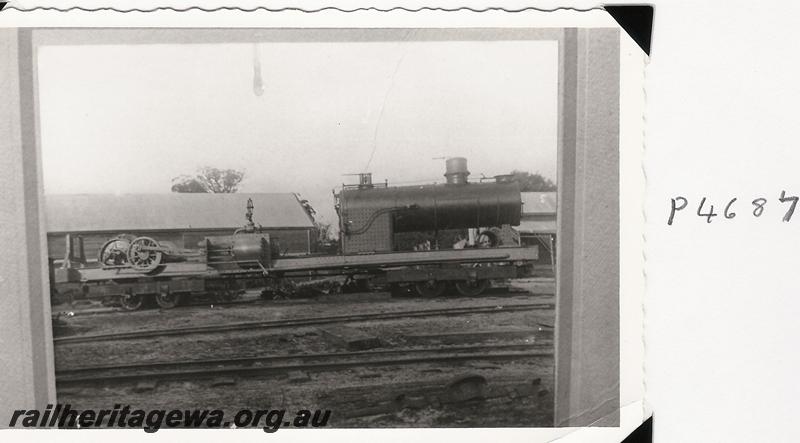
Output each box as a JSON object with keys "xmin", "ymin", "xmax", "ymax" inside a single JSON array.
[{"xmin": 38, "ymin": 39, "xmax": 558, "ymax": 225}]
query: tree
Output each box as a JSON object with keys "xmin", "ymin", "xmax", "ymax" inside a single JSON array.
[
  {"xmin": 509, "ymin": 170, "xmax": 557, "ymax": 192},
  {"xmin": 171, "ymin": 167, "xmax": 245, "ymax": 193}
]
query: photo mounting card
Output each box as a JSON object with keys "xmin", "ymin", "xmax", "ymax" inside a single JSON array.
[{"xmin": 0, "ymin": 3, "xmax": 648, "ymax": 442}]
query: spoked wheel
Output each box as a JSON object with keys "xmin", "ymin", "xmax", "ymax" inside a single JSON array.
[
  {"xmin": 216, "ymin": 289, "xmax": 241, "ymax": 303},
  {"xmin": 389, "ymin": 284, "xmax": 411, "ymax": 298},
  {"xmin": 413, "ymin": 280, "xmax": 448, "ymax": 298},
  {"xmin": 127, "ymin": 237, "xmax": 163, "ymax": 273},
  {"xmin": 52, "ymin": 289, "xmax": 76, "ymax": 306},
  {"xmin": 98, "ymin": 235, "xmax": 133, "ymax": 267},
  {"xmin": 454, "ymin": 279, "xmax": 490, "ymax": 297},
  {"xmin": 119, "ymin": 292, "xmax": 144, "ymax": 311},
  {"xmin": 155, "ymin": 291, "xmax": 181, "ymax": 309}
]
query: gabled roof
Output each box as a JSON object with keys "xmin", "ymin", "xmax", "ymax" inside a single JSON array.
[
  {"xmin": 521, "ymin": 192, "xmax": 557, "ymax": 215},
  {"xmin": 45, "ymin": 193, "xmax": 315, "ymax": 233}
]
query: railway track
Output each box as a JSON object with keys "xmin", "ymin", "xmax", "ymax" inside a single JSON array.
[
  {"xmin": 56, "ymin": 343, "xmax": 554, "ymax": 385},
  {"xmin": 54, "ymin": 302, "xmax": 554, "ymax": 345},
  {"xmin": 57, "ymin": 285, "xmax": 551, "ymax": 317}
]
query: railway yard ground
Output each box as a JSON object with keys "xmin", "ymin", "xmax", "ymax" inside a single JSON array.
[{"xmin": 51, "ymin": 277, "xmax": 556, "ymax": 427}]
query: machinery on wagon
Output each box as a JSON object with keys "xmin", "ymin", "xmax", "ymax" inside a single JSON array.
[
  {"xmin": 50, "ymin": 158, "xmax": 539, "ymax": 310},
  {"xmin": 94, "ymin": 199, "xmax": 275, "ymax": 274}
]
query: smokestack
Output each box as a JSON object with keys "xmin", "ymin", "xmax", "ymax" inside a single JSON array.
[{"xmin": 444, "ymin": 157, "xmax": 470, "ymax": 185}]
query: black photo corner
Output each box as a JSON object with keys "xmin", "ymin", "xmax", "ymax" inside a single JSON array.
[
  {"xmin": 622, "ymin": 416, "xmax": 653, "ymax": 443},
  {"xmin": 605, "ymin": 4, "xmax": 653, "ymax": 56}
]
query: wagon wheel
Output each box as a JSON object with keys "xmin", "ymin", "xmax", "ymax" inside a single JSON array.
[
  {"xmin": 155, "ymin": 291, "xmax": 181, "ymax": 309},
  {"xmin": 216, "ymin": 289, "xmax": 241, "ymax": 303},
  {"xmin": 227, "ymin": 290, "xmax": 243, "ymax": 301},
  {"xmin": 51, "ymin": 288, "xmax": 76, "ymax": 306},
  {"xmin": 413, "ymin": 280, "xmax": 447, "ymax": 298},
  {"xmin": 476, "ymin": 231, "xmax": 499, "ymax": 248},
  {"xmin": 119, "ymin": 292, "xmax": 144, "ymax": 311},
  {"xmin": 98, "ymin": 236, "xmax": 133, "ymax": 266},
  {"xmin": 389, "ymin": 283, "xmax": 411, "ymax": 298},
  {"xmin": 127, "ymin": 237, "xmax": 163, "ymax": 273},
  {"xmin": 454, "ymin": 279, "xmax": 490, "ymax": 297}
]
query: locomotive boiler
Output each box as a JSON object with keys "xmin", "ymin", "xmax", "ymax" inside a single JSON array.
[{"xmin": 336, "ymin": 157, "xmax": 522, "ymax": 254}]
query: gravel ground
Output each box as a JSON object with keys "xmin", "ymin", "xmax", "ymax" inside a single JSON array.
[
  {"xmin": 55, "ymin": 310, "xmax": 552, "ymax": 370},
  {"xmin": 55, "ymin": 280, "xmax": 555, "ymax": 427},
  {"xmin": 54, "ymin": 291, "xmax": 551, "ymax": 337}
]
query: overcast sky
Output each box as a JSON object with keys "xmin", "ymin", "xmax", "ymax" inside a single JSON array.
[{"xmin": 38, "ymin": 38, "xmax": 558, "ymax": 225}]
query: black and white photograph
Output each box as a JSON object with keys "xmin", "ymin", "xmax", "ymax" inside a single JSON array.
[
  {"xmin": 14, "ymin": 2, "xmax": 800, "ymax": 442},
  {"xmin": 1, "ymin": 13, "xmax": 640, "ymax": 439}
]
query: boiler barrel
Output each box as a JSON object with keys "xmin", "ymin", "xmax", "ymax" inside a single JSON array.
[
  {"xmin": 341, "ymin": 182, "xmax": 522, "ymax": 232},
  {"xmin": 232, "ymin": 235, "xmax": 267, "ymax": 263}
]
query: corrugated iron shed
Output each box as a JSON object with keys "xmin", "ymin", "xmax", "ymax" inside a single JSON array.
[
  {"xmin": 45, "ymin": 193, "xmax": 316, "ymax": 233},
  {"xmin": 518, "ymin": 192, "xmax": 557, "ymax": 235},
  {"xmin": 521, "ymin": 192, "xmax": 557, "ymax": 215},
  {"xmin": 517, "ymin": 220, "xmax": 557, "ymax": 234}
]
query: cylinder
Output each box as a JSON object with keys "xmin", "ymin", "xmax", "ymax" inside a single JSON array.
[
  {"xmin": 444, "ymin": 157, "xmax": 470, "ymax": 185},
  {"xmin": 232, "ymin": 234, "xmax": 268, "ymax": 264},
  {"xmin": 206, "ymin": 233, "xmax": 272, "ymax": 268}
]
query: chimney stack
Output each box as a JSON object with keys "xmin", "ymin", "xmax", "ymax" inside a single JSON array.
[{"xmin": 444, "ymin": 157, "xmax": 470, "ymax": 185}]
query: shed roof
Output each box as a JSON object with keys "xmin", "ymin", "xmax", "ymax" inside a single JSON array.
[
  {"xmin": 517, "ymin": 220, "xmax": 557, "ymax": 235},
  {"xmin": 45, "ymin": 193, "xmax": 316, "ymax": 233},
  {"xmin": 521, "ymin": 192, "xmax": 557, "ymax": 215}
]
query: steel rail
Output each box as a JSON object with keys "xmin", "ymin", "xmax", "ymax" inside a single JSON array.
[
  {"xmin": 58, "ymin": 342, "xmax": 552, "ymax": 375},
  {"xmin": 61, "ymin": 287, "xmax": 542, "ymax": 317},
  {"xmin": 54, "ymin": 302, "xmax": 554, "ymax": 345},
  {"xmin": 56, "ymin": 343, "xmax": 554, "ymax": 385}
]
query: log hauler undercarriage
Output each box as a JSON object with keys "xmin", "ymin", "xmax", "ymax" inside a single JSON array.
[{"xmin": 50, "ymin": 158, "xmax": 539, "ymax": 311}]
